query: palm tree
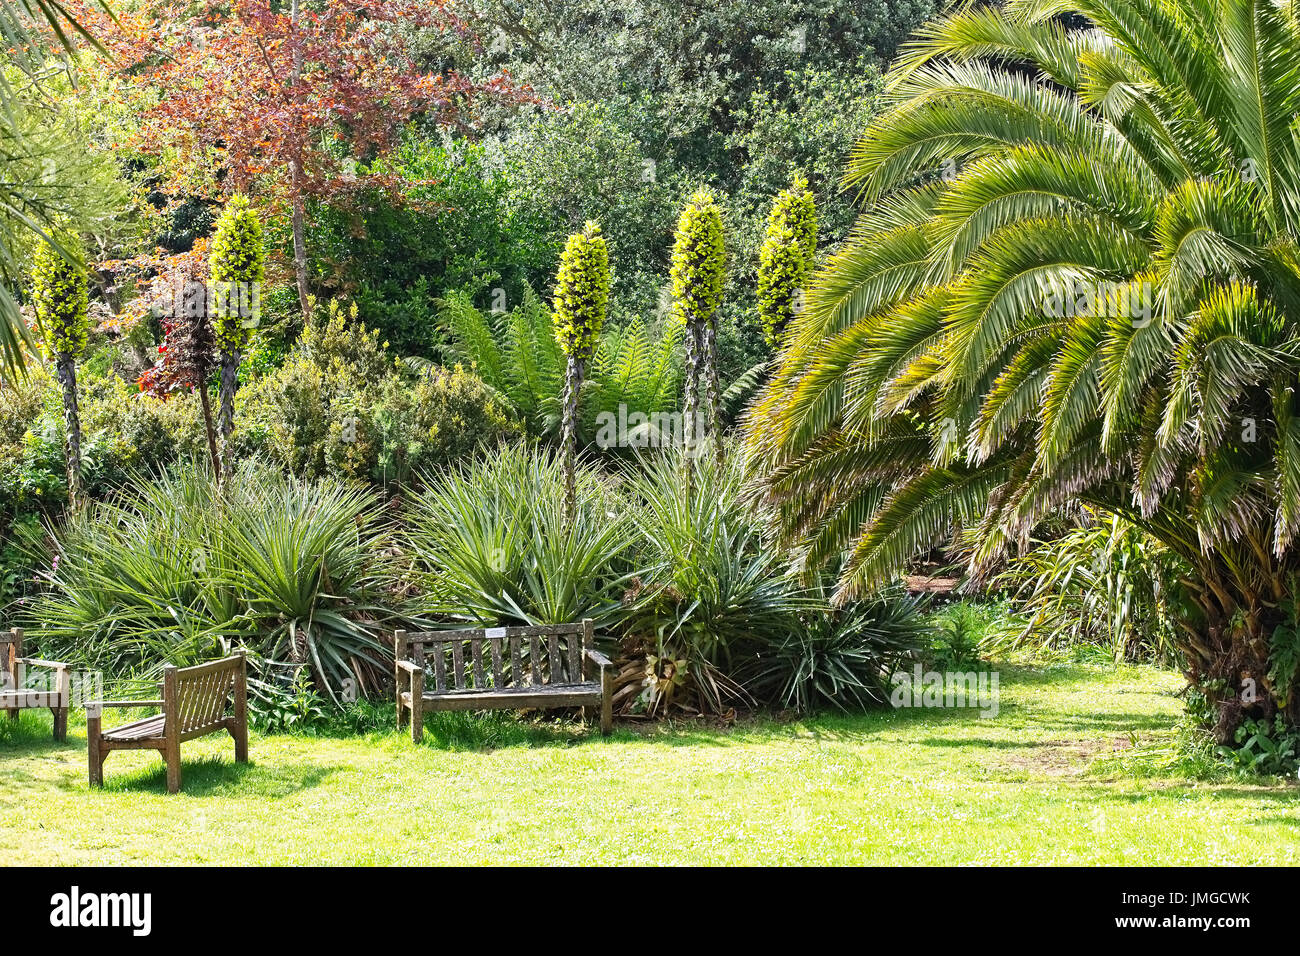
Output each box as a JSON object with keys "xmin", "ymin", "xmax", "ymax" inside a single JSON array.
[
  {"xmin": 0, "ymin": 1, "xmax": 113, "ymax": 380},
  {"xmin": 746, "ymin": 0, "xmax": 1300, "ymax": 740}
]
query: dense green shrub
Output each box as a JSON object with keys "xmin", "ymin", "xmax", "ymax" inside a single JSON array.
[
  {"xmin": 310, "ymin": 135, "xmax": 553, "ymax": 357},
  {"xmin": 371, "ymin": 366, "xmax": 519, "ymax": 485},
  {"xmin": 236, "ymin": 298, "xmax": 517, "ymax": 483},
  {"xmin": 991, "ymin": 516, "xmax": 1188, "ymax": 665}
]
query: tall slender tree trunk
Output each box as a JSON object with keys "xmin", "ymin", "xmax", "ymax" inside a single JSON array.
[
  {"xmin": 288, "ymin": 0, "xmax": 311, "ymax": 320},
  {"xmin": 561, "ymin": 354, "xmax": 583, "ymax": 525},
  {"xmin": 289, "ymin": 180, "xmax": 311, "ymax": 320},
  {"xmin": 703, "ymin": 314, "xmax": 724, "ymax": 469},
  {"xmin": 55, "ymin": 353, "xmax": 84, "ymax": 510}
]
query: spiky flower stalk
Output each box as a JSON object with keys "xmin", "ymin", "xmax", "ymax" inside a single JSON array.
[
  {"xmin": 209, "ymin": 195, "xmax": 265, "ymax": 478},
  {"xmin": 670, "ymin": 189, "xmax": 726, "ymax": 470},
  {"xmin": 757, "ymin": 171, "xmax": 817, "ymax": 347},
  {"xmin": 32, "ymin": 236, "xmax": 90, "ymax": 509},
  {"xmin": 552, "ymin": 220, "xmax": 610, "ymax": 523}
]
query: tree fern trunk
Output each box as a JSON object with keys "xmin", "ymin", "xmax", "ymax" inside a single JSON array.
[
  {"xmin": 562, "ymin": 354, "xmax": 583, "ymax": 524},
  {"xmin": 55, "ymin": 353, "xmax": 84, "ymax": 510},
  {"xmin": 218, "ymin": 351, "xmax": 240, "ymax": 480}
]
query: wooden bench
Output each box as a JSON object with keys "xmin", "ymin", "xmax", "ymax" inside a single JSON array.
[
  {"xmin": 88, "ymin": 652, "xmax": 249, "ymax": 793},
  {"xmin": 1, "ymin": 628, "xmax": 70, "ymax": 741},
  {"xmin": 396, "ymin": 620, "xmax": 614, "ymax": 742}
]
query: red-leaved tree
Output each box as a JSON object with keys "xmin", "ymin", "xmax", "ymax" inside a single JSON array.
[{"xmin": 75, "ymin": 0, "xmax": 525, "ymax": 317}]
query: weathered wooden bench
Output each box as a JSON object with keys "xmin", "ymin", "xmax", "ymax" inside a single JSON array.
[
  {"xmin": 396, "ymin": 620, "xmax": 614, "ymax": 742},
  {"xmin": 1, "ymin": 628, "xmax": 70, "ymax": 741},
  {"xmin": 88, "ymin": 652, "xmax": 249, "ymax": 793}
]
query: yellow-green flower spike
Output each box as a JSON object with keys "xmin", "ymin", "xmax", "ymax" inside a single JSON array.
[
  {"xmin": 210, "ymin": 194, "xmax": 266, "ymax": 353},
  {"xmin": 32, "ymin": 236, "xmax": 89, "ymax": 359},
  {"xmin": 552, "ymin": 220, "xmax": 611, "ymax": 361},
  {"xmin": 757, "ymin": 172, "xmax": 817, "ymax": 347}
]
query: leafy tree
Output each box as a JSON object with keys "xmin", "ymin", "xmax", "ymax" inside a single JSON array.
[
  {"xmin": 75, "ymin": 0, "xmax": 519, "ymax": 317},
  {"xmin": 552, "ymin": 221, "xmax": 610, "ymax": 520},
  {"xmin": 756, "ymin": 172, "xmax": 818, "ymax": 346},
  {"xmin": 133, "ymin": 242, "xmax": 221, "ymax": 475},
  {"xmin": 748, "ymin": 0, "xmax": 1300, "ymax": 740},
  {"xmin": 209, "ymin": 196, "xmax": 265, "ymax": 475},
  {"xmin": 31, "ymin": 236, "xmax": 89, "ymax": 507},
  {"xmin": 671, "ymin": 190, "xmax": 726, "ymax": 466}
]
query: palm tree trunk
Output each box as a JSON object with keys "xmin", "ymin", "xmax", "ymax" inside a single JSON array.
[
  {"xmin": 561, "ymin": 354, "xmax": 583, "ymax": 524},
  {"xmin": 55, "ymin": 353, "xmax": 84, "ymax": 509}
]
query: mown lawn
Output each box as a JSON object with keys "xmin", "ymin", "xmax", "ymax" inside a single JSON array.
[{"xmin": 2, "ymin": 662, "xmax": 1297, "ymax": 865}]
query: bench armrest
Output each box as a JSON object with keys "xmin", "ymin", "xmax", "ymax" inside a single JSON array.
[
  {"xmin": 584, "ymin": 648, "xmax": 613, "ymax": 670},
  {"xmin": 396, "ymin": 660, "xmax": 422, "ymax": 675},
  {"xmin": 89, "ymin": 699, "xmax": 164, "ymax": 711},
  {"xmin": 15, "ymin": 657, "xmax": 69, "ymax": 671}
]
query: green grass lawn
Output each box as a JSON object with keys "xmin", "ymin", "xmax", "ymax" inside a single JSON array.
[{"xmin": 2, "ymin": 662, "xmax": 1297, "ymax": 865}]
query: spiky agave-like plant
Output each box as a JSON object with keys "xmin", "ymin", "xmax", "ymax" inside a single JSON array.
[
  {"xmin": 670, "ymin": 189, "xmax": 726, "ymax": 468},
  {"xmin": 747, "ymin": 0, "xmax": 1300, "ymax": 741},
  {"xmin": 32, "ymin": 235, "xmax": 89, "ymax": 509},
  {"xmin": 757, "ymin": 171, "xmax": 818, "ymax": 348},
  {"xmin": 552, "ymin": 220, "xmax": 610, "ymax": 522},
  {"xmin": 210, "ymin": 194, "xmax": 265, "ymax": 476}
]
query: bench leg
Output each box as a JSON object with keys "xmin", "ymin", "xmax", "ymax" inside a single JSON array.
[
  {"xmin": 411, "ymin": 698, "xmax": 424, "ymax": 744},
  {"xmin": 6, "ymin": 708, "xmax": 16, "ymax": 722},
  {"xmin": 396, "ymin": 694, "xmax": 405, "ymax": 733},
  {"xmin": 600, "ymin": 669, "xmax": 613, "ymax": 737},
  {"xmin": 88, "ymin": 719, "xmax": 104, "ymax": 788},
  {"xmin": 409, "ymin": 668, "xmax": 424, "ymax": 744},
  {"xmin": 51, "ymin": 707, "xmax": 67, "ymax": 742},
  {"xmin": 232, "ymin": 719, "xmax": 248, "ymax": 764},
  {"xmin": 165, "ymin": 739, "xmax": 182, "ymax": 794}
]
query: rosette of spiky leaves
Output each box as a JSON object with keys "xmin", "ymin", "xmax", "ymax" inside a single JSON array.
[
  {"xmin": 209, "ymin": 194, "xmax": 265, "ymax": 353},
  {"xmin": 32, "ymin": 236, "xmax": 89, "ymax": 360},
  {"xmin": 757, "ymin": 172, "xmax": 817, "ymax": 347},
  {"xmin": 671, "ymin": 190, "xmax": 726, "ymax": 464}
]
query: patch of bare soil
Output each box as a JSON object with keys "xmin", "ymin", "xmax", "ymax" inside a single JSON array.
[{"xmin": 1000, "ymin": 737, "xmax": 1134, "ymax": 777}]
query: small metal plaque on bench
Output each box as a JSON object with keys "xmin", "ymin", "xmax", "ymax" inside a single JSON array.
[{"xmin": 484, "ymin": 627, "xmax": 508, "ymax": 639}]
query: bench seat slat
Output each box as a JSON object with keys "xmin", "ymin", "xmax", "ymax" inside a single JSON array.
[
  {"xmin": 418, "ymin": 682, "xmax": 603, "ymax": 712},
  {"xmin": 102, "ymin": 715, "xmax": 166, "ymax": 742}
]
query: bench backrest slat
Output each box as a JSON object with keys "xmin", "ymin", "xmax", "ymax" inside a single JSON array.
[
  {"xmin": 401, "ymin": 622, "xmax": 592, "ymax": 695},
  {"xmin": 166, "ymin": 654, "xmax": 242, "ymax": 736}
]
